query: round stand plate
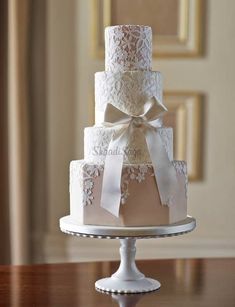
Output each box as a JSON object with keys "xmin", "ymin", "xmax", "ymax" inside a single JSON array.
[{"xmin": 60, "ymin": 215, "xmax": 196, "ymax": 239}]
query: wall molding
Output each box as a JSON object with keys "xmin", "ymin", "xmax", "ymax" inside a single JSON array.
[{"xmin": 40, "ymin": 232, "xmax": 235, "ymax": 264}]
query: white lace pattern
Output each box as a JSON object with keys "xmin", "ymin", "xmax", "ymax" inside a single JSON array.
[
  {"xmin": 70, "ymin": 160, "xmax": 187, "ymax": 207},
  {"xmin": 84, "ymin": 126, "xmax": 173, "ymax": 163},
  {"xmin": 173, "ymin": 160, "xmax": 188, "ymax": 197},
  {"xmin": 95, "ymin": 71, "xmax": 163, "ymax": 123},
  {"xmin": 105, "ymin": 25, "xmax": 152, "ymax": 71}
]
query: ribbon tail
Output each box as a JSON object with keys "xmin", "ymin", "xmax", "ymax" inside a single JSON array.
[
  {"xmin": 100, "ymin": 128, "xmax": 127, "ymax": 217},
  {"xmin": 100, "ymin": 153, "xmax": 123, "ymax": 217},
  {"xmin": 144, "ymin": 128, "xmax": 177, "ymax": 205}
]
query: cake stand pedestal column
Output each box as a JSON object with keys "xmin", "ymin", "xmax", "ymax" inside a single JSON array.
[
  {"xmin": 95, "ymin": 238, "xmax": 160, "ymax": 293},
  {"xmin": 60, "ymin": 215, "xmax": 196, "ymax": 294}
]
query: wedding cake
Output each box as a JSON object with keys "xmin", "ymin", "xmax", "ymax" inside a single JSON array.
[{"xmin": 69, "ymin": 25, "xmax": 187, "ymax": 226}]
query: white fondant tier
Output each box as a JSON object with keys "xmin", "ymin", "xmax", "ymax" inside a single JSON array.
[
  {"xmin": 70, "ymin": 160, "xmax": 187, "ymax": 226},
  {"xmin": 105, "ymin": 25, "xmax": 152, "ymax": 72},
  {"xmin": 95, "ymin": 71, "xmax": 163, "ymax": 124},
  {"xmin": 84, "ymin": 126, "xmax": 173, "ymax": 164}
]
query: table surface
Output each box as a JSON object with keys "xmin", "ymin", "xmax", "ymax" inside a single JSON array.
[{"xmin": 0, "ymin": 258, "xmax": 235, "ymax": 307}]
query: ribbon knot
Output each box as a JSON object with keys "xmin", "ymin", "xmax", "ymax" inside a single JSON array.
[
  {"xmin": 100, "ymin": 97, "xmax": 177, "ymax": 217},
  {"xmin": 131, "ymin": 116, "xmax": 144, "ymax": 127}
]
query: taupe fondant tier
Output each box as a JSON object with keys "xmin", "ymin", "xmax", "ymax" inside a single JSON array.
[{"xmin": 70, "ymin": 160, "xmax": 187, "ymax": 226}]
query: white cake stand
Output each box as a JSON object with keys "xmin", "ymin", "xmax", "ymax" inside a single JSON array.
[{"xmin": 60, "ymin": 215, "xmax": 196, "ymax": 294}]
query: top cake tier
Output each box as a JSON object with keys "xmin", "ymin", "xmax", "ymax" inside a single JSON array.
[{"xmin": 105, "ymin": 25, "xmax": 152, "ymax": 72}]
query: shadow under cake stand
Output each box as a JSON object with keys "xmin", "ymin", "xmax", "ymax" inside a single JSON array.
[{"xmin": 60, "ymin": 215, "xmax": 196, "ymax": 294}]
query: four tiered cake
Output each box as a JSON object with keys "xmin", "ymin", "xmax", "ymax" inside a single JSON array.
[{"xmin": 69, "ymin": 25, "xmax": 187, "ymax": 226}]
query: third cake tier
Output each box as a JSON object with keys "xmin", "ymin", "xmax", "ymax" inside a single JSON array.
[{"xmin": 84, "ymin": 126, "xmax": 173, "ymax": 164}]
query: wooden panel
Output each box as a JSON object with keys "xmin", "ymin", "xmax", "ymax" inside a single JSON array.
[
  {"xmin": 111, "ymin": 0, "xmax": 179, "ymax": 36},
  {"xmin": 92, "ymin": 0, "xmax": 202, "ymax": 57},
  {"xmin": 0, "ymin": 0, "xmax": 10, "ymax": 264},
  {"xmin": 28, "ymin": 0, "xmax": 48, "ymax": 263}
]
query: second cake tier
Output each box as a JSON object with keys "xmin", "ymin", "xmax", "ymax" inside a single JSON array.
[
  {"xmin": 95, "ymin": 70, "xmax": 163, "ymax": 124},
  {"xmin": 84, "ymin": 126, "xmax": 173, "ymax": 164}
]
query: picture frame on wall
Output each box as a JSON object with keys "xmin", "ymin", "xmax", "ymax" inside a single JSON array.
[
  {"xmin": 163, "ymin": 92, "xmax": 202, "ymax": 181},
  {"xmin": 92, "ymin": 0, "xmax": 202, "ymax": 58}
]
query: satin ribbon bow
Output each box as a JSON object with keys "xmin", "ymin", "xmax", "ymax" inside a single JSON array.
[{"xmin": 100, "ymin": 97, "xmax": 177, "ymax": 217}]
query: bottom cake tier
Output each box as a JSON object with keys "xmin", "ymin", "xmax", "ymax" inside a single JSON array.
[{"xmin": 69, "ymin": 160, "xmax": 188, "ymax": 226}]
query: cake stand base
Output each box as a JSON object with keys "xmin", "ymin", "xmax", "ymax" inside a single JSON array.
[
  {"xmin": 95, "ymin": 238, "xmax": 160, "ymax": 293},
  {"xmin": 95, "ymin": 277, "xmax": 160, "ymax": 294},
  {"xmin": 60, "ymin": 215, "xmax": 196, "ymax": 294}
]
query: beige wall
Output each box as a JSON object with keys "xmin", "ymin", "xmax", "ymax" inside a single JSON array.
[
  {"xmin": 44, "ymin": 0, "xmax": 235, "ymax": 262},
  {"xmin": 156, "ymin": 0, "xmax": 235, "ymax": 238}
]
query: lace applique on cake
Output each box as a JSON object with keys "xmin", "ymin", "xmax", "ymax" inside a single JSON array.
[
  {"xmin": 82, "ymin": 164, "xmax": 104, "ymax": 206},
  {"xmin": 121, "ymin": 165, "xmax": 152, "ymax": 204},
  {"xmin": 71, "ymin": 161, "xmax": 187, "ymax": 207},
  {"xmin": 70, "ymin": 161, "xmax": 104, "ymax": 206},
  {"xmin": 84, "ymin": 126, "xmax": 173, "ymax": 164},
  {"xmin": 173, "ymin": 160, "xmax": 188, "ymax": 197},
  {"xmin": 95, "ymin": 71, "xmax": 163, "ymax": 117},
  {"xmin": 80, "ymin": 163, "xmax": 154, "ymax": 206},
  {"xmin": 105, "ymin": 25, "xmax": 152, "ymax": 71}
]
